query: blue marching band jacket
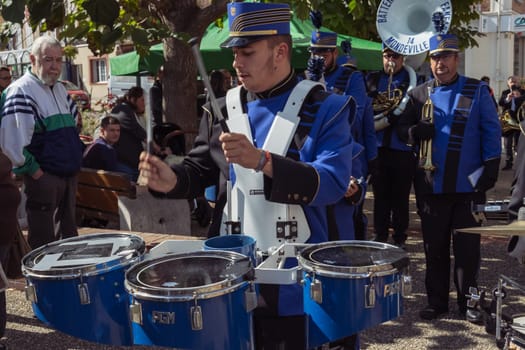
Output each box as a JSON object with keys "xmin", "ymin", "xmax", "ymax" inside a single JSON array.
[{"xmin": 398, "ymin": 76, "xmax": 501, "ymax": 195}]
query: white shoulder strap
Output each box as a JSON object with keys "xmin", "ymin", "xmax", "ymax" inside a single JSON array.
[
  {"xmin": 263, "ymin": 80, "xmax": 324, "ymax": 155},
  {"xmin": 280, "ymin": 80, "xmax": 324, "ymax": 123},
  {"xmin": 225, "ymin": 81, "xmax": 324, "ymax": 156},
  {"xmin": 225, "ymin": 86, "xmax": 252, "ymax": 139}
]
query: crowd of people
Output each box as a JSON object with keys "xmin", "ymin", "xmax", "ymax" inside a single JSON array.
[{"xmin": 0, "ymin": 2, "xmax": 521, "ymax": 349}]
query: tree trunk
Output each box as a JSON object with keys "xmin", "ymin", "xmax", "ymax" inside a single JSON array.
[
  {"xmin": 160, "ymin": 0, "xmax": 229, "ymax": 151},
  {"xmin": 162, "ymin": 38, "xmax": 199, "ymax": 149}
]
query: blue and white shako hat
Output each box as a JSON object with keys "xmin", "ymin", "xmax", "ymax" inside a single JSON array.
[
  {"xmin": 428, "ymin": 33, "xmax": 459, "ymax": 57},
  {"xmin": 308, "ymin": 10, "xmax": 336, "ymax": 52},
  {"xmin": 309, "ymin": 31, "xmax": 337, "ymax": 51},
  {"xmin": 220, "ymin": 2, "xmax": 291, "ymax": 48}
]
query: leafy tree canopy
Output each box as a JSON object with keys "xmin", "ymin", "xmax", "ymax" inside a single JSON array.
[{"xmin": 0, "ymin": 0, "xmax": 482, "ymax": 58}]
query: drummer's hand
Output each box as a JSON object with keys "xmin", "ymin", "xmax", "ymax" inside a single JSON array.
[
  {"xmin": 220, "ymin": 132, "xmax": 261, "ymax": 169},
  {"xmin": 138, "ymin": 151, "xmax": 177, "ymax": 193},
  {"xmin": 344, "ymin": 177, "xmax": 359, "ymax": 198}
]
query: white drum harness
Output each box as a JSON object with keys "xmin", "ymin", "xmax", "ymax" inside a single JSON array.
[{"xmin": 222, "ymin": 80, "xmax": 324, "ymax": 253}]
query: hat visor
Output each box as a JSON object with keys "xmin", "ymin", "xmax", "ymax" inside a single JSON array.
[
  {"xmin": 429, "ymin": 49, "xmax": 459, "ymax": 57},
  {"xmin": 221, "ymin": 36, "xmax": 266, "ymax": 48},
  {"xmin": 308, "ymin": 46, "xmax": 336, "ymax": 53}
]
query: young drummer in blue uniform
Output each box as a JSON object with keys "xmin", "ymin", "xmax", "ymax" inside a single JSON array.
[
  {"xmin": 139, "ymin": 3, "xmax": 357, "ymax": 349},
  {"xmin": 397, "ymin": 34, "xmax": 501, "ymax": 322}
]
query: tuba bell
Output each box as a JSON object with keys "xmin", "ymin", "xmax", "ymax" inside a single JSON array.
[
  {"xmin": 500, "ymin": 110, "xmax": 521, "ymax": 135},
  {"xmin": 374, "ymin": 0, "xmax": 453, "ymax": 131}
]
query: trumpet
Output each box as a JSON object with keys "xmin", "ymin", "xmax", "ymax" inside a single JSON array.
[
  {"xmin": 500, "ymin": 110, "xmax": 521, "ymax": 134},
  {"xmin": 419, "ymin": 85, "xmax": 436, "ymax": 172}
]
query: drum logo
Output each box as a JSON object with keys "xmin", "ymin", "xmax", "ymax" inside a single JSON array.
[{"xmin": 152, "ymin": 311, "xmax": 175, "ymax": 324}]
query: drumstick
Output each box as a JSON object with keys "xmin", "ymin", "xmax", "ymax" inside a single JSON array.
[{"xmin": 144, "ymin": 87, "xmax": 153, "ymax": 154}]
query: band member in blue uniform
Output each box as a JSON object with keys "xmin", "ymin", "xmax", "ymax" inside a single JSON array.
[
  {"xmin": 397, "ymin": 34, "xmax": 501, "ymax": 322},
  {"xmin": 366, "ymin": 47, "xmax": 417, "ymax": 248},
  {"xmin": 307, "ymin": 17, "xmax": 377, "ymax": 240},
  {"xmin": 139, "ymin": 3, "xmax": 357, "ymax": 349}
]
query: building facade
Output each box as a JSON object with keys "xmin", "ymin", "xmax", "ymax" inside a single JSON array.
[{"xmin": 469, "ymin": 0, "xmax": 525, "ymax": 99}]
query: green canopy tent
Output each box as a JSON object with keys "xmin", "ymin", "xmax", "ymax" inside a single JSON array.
[
  {"xmin": 109, "ymin": 43, "xmax": 164, "ymax": 76},
  {"xmin": 109, "ymin": 16, "xmax": 382, "ymax": 76},
  {"xmin": 200, "ymin": 16, "xmax": 383, "ymax": 72}
]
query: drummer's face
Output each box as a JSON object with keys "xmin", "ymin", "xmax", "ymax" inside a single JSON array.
[{"xmin": 232, "ymin": 39, "xmax": 281, "ymax": 93}]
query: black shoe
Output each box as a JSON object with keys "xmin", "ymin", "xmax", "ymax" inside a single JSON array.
[
  {"xmin": 419, "ymin": 305, "xmax": 448, "ymax": 320},
  {"xmin": 502, "ymin": 163, "xmax": 513, "ymax": 170},
  {"xmin": 466, "ymin": 308, "xmax": 483, "ymax": 324}
]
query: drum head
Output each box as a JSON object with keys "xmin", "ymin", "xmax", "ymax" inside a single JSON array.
[
  {"xmin": 298, "ymin": 241, "xmax": 409, "ymax": 276},
  {"xmin": 126, "ymin": 251, "xmax": 253, "ymax": 300},
  {"xmin": 22, "ymin": 233, "xmax": 145, "ymax": 277}
]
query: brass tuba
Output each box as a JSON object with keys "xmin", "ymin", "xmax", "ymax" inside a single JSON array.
[
  {"xmin": 374, "ymin": 0, "xmax": 453, "ymax": 131},
  {"xmin": 372, "ymin": 61, "xmax": 403, "ymax": 115}
]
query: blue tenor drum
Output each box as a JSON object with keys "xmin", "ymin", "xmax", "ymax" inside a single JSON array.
[
  {"xmin": 22, "ymin": 233, "xmax": 145, "ymax": 345},
  {"xmin": 298, "ymin": 240, "xmax": 410, "ymax": 348},
  {"xmin": 125, "ymin": 250, "xmax": 257, "ymax": 349}
]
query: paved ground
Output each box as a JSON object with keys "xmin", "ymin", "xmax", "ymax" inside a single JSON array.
[{"xmin": 2, "ymin": 159, "xmax": 524, "ymax": 349}]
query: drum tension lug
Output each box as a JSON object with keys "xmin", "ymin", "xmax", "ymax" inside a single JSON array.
[
  {"xmin": 25, "ymin": 284, "xmax": 37, "ymax": 303},
  {"xmin": 365, "ymin": 282, "xmax": 376, "ymax": 308},
  {"xmin": 191, "ymin": 305, "xmax": 203, "ymax": 330},
  {"xmin": 276, "ymin": 221, "xmax": 298, "ymax": 240},
  {"xmin": 244, "ymin": 283, "xmax": 258, "ymax": 312},
  {"xmin": 129, "ymin": 302, "xmax": 143, "ymax": 325},
  {"xmin": 401, "ymin": 274, "xmax": 412, "ymax": 297},
  {"xmin": 310, "ymin": 273, "xmax": 323, "ymax": 304},
  {"xmin": 78, "ymin": 283, "xmax": 91, "ymax": 305}
]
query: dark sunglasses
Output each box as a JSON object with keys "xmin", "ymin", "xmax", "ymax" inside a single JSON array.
[
  {"xmin": 383, "ymin": 53, "xmax": 401, "ymax": 59},
  {"xmin": 309, "ymin": 48, "xmax": 335, "ymax": 54}
]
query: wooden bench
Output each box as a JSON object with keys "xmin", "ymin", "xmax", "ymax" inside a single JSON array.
[{"xmin": 76, "ymin": 168, "xmax": 136, "ymax": 227}]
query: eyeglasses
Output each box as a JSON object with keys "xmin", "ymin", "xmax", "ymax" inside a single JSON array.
[
  {"xmin": 383, "ymin": 53, "xmax": 401, "ymax": 59},
  {"xmin": 0, "ymin": 76, "xmax": 11, "ymax": 81},
  {"xmin": 309, "ymin": 48, "xmax": 335, "ymax": 54}
]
